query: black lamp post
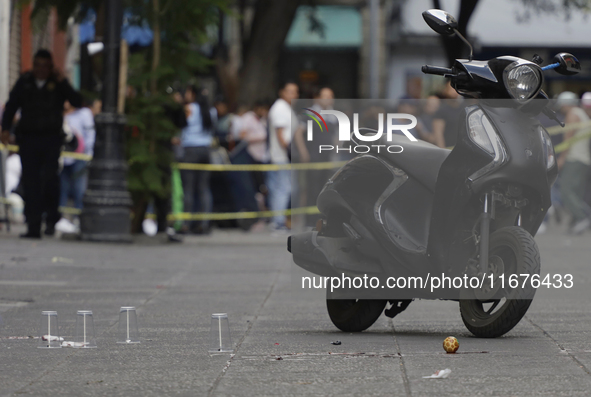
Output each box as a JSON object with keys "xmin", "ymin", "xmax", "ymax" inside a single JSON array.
[{"xmin": 80, "ymin": 0, "xmax": 132, "ymax": 242}]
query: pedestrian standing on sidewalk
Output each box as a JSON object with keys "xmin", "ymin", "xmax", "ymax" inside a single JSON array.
[
  {"xmin": 228, "ymin": 101, "xmax": 269, "ymax": 231},
  {"xmin": 558, "ymin": 91, "xmax": 591, "ymax": 235},
  {"xmin": 180, "ymin": 85, "xmax": 213, "ymax": 235},
  {"xmin": 56, "ymin": 99, "xmax": 99, "ymax": 234},
  {"xmin": 155, "ymin": 91, "xmax": 186, "ymax": 242},
  {"xmin": 267, "ymin": 81, "xmax": 299, "ymax": 231},
  {"xmin": 212, "ymin": 96, "xmax": 232, "ymax": 147},
  {"xmin": 1, "ymin": 49, "xmax": 82, "ymax": 238},
  {"xmin": 293, "ymin": 87, "xmax": 337, "ymax": 227}
]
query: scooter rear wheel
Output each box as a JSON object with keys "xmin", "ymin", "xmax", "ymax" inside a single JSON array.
[
  {"xmin": 326, "ymin": 298, "xmax": 387, "ymax": 332},
  {"xmin": 460, "ymin": 226, "xmax": 540, "ymax": 338}
]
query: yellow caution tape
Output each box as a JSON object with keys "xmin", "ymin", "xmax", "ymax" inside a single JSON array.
[
  {"xmin": 0, "ymin": 144, "xmax": 19, "ymax": 152},
  {"xmin": 165, "ymin": 206, "xmax": 319, "ymax": 221},
  {"xmin": 0, "ymin": 143, "xmax": 344, "ymax": 171},
  {"xmin": 3, "ymin": 135, "xmax": 589, "ymax": 223},
  {"xmin": 0, "ymin": 144, "xmax": 92, "ymax": 161},
  {"xmin": 174, "ymin": 161, "xmax": 346, "ymax": 171},
  {"xmin": 59, "ymin": 206, "xmax": 82, "ymax": 215},
  {"xmin": 0, "ymin": 198, "xmax": 319, "ymax": 222},
  {"xmin": 546, "ymin": 120, "xmax": 591, "ymax": 135},
  {"xmin": 61, "ymin": 152, "xmax": 92, "ymax": 161},
  {"xmin": 554, "ymin": 130, "xmax": 591, "ymax": 154}
]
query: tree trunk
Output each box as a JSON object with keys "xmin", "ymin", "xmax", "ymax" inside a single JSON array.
[
  {"xmin": 151, "ymin": 0, "xmax": 161, "ymax": 94},
  {"xmin": 118, "ymin": 40, "xmax": 128, "ymax": 114},
  {"xmin": 216, "ymin": 58, "xmax": 240, "ymax": 110},
  {"xmin": 237, "ymin": 0, "xmax": 302, "ymax": 105},
  {"xmin": 149, "ymin": 0, "xmax": 161, "ymax": 154}
]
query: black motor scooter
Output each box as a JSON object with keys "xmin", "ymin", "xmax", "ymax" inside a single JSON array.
[{"xmin": 288, "ymin": 9, "xmax": 581, "ymax": 338}]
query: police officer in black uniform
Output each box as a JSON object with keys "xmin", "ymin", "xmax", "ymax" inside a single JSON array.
[{"xmin": 1, "ymin": 49, "xmax": 83, "ymax": 238}]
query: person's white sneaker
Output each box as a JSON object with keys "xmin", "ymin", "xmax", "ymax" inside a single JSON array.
[
  {"xmin": 142, "ymin": 218, "xmax": 158, "ymax": 236},
  {"xmin": 55, "ymin": 218, "xmax": 78, "ymax": 234}
]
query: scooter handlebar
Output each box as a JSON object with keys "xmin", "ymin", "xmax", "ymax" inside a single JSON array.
[{"xmin": 421, "ymin": 65, "xmax": 454, "ymax": 76}]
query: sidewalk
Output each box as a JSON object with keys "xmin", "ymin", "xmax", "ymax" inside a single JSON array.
[{"xmin": 0, "ymin": 226, "xmax": 590, "ymax": 396}]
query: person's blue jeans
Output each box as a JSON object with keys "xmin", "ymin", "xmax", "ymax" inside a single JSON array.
[
  {"xmin": 560, "ymin": 160, "xmax": 591, "ymax": 223},
  {"xmin": 266, "ymin": 165, "xmax": 291, "ymax": 227},
  {"xmin": 180, "ymin": 146, "xmax": 212, "ymax": 231},
  {"xmin": 60, "ymin": 160, "xmax": 87, "ymax": 210},
  {"xmin": 228, "ymin": 149, "xmax": 259, "ymax": 212}
]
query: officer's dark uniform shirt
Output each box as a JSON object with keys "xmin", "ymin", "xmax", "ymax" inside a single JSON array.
[
  {"xmin": 1, "ymin": 71, "xmax": 83, "ymax": 137},
  {"xmin": 1, "ymin": 71, "xmax": 83, "ymax": 234}
]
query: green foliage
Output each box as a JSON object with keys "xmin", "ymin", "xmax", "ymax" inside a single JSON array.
[
  {"xmin": 124, "ymin": 94, "xmax": 177, "ymax": 198},
  {"xmin": 123, "ymin": 0, "xmax": 228, "ymax": 198},
  {"xmin": 125, "ymin": 53, "xmax": 178, "ymax": 199},
  {"xmin": 22, "ymin": 0, "xmax": 103, "ymax": 30}
]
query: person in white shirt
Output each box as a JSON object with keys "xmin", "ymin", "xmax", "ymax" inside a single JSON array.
[
  {"xmin": 228, "ymin": 102, "xmax": 269, "ymax": 227},
  {"xmin": 558, "ymin": 92, "xmax": 591, "ymax": 234},
  {"xmin": 56, "ymin": 99, "xmax": 99, "ymax": 233},
  {"xmin": 234, "ymin": 102, "xmax": 269, "ymax": 164},
  {"xmin": 180, "ymin": 85, "xmax": 214, "ymax": 234},
  {"xmin": 267, "ymin": 82, "xmax": 299, "ymax": 230}
]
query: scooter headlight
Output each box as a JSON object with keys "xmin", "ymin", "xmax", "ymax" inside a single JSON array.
[
  {"xmin": 539, "ymin": 126, "xmax": 556, "ymax": 170},
  {"xmin": 503, "ymin": 62, "xmax": 542, "ymax": 104}
]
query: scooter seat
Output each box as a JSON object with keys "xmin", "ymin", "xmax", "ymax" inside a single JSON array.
[{"xmin": 378, "ymin": 134, "xmax": 451, "ymax": 191}]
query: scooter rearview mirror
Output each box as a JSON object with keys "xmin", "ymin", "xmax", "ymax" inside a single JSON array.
[
  {"xmin": 553, "ymin": 53, "xmax": 581, "ymax": 76},
  {"xmin": 422, "ymin": 9, "xmax": 458, "ymax": 36}
]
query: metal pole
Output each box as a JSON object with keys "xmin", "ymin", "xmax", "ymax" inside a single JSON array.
[
  {"xmin": 80, "ymin": 0, "xmax": 132, "ymax": 242},
  {"xmin": 369, "ymin": 0, "xmax": 379, "ymax": 99}
]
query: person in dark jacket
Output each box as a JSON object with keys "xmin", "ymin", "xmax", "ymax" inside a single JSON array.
[{"xmin": 1, "ymin": 49, "xmax": 83, "ymax": 238}]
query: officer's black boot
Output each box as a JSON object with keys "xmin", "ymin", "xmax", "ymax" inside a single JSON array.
[{"xmin": 20, "ymin": 223, "xmax": 41, "ymax": 239}]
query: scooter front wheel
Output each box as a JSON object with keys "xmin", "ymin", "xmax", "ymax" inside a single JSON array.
[
  {"xmin": 460, "ymin": 226, "xmax": 540, "ymax": 338},
  {"xmin": 326, "ymin": 297, "xmax": 387, "ymax": 332}
]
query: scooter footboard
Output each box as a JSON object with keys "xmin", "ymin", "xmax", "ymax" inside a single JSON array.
[
  {"xmin": 289, "ymin": 232, "xmax": 338, "ymax": 277},
  {"xmin": 289, "ymin": 231, "xmax": 385, "ymax": 277}
]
